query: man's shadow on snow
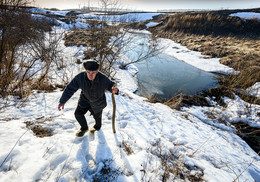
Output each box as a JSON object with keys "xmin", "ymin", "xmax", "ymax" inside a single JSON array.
[
  {"xmin": 75, "ymin": 135, "xmax": 94, "ymax": 180},
  {"xmin": 75, "ymin": 130, "xmax": 138, "ymax": 181},
  {"xmin": 95, "ymin": 130, "xmax": 113, "ymax": 163}
]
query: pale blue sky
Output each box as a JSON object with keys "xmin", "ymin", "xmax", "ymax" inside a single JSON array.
[{"xmin": 33, "ymin": 0, "xmax": 260, "ymax": 11}]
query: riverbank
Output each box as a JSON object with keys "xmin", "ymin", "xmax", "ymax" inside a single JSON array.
[
  {"xmin": 136, "ymin": 10, "xmax": 260, "ymax": 154},
  {"xmin": 148, "ymin": 9, "xmax": 260, "ymax": 90}
]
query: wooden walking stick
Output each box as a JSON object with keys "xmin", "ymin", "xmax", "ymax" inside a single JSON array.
[{"xmin": 112, "ymin": 84, "xmax": 117, "ymax": 133}]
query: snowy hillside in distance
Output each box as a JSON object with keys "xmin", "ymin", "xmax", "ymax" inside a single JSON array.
[
  {"xmin": 230, "ymin": 12, "xmax": 260, "ymax": 20},
  {"xmin": 0, "ymin": 8, "xmax": 260, "ymax": 182}
]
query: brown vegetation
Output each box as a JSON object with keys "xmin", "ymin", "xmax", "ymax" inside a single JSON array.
[
  {"xmin": 64, "ymin": 22, "xmax": 116, "ymax": 48},
  {"xmin": 159, "ymin": 12, "xmax": 260, "ymax": 38},
  {"xmin": 63, "ymin": 21, "xmax": 121, "ymax": 78},
  {"xmin": 0, "ymin": 2, "xmax": 60, "ymax": 99},
  {"xmin": 24, "ymin": 116, "xmax": 54, "ymax": 137},
  {"xmin": 164, "ymin": 94, "xmax": 211, "ymax": 110}
]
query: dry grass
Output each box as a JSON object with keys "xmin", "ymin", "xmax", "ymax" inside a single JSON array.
[
  {"xmin": 164, "ymin": 94, "xmax": 211, "ymax": 110},
  {"xmin": 63, "ymin": 23, "xmax": 116, "ymax": 48},
  {"xmin": 64, "ymin": 29, "xmax": 93, "ymax": 47},
  {"xmin": 92, "ymin": 159, "xmax": 121, "ymax": 182},
  {"xmin": 121, "ymin": 140, "xmax": 134, "ymax": 155},
  {"xmin": 146, "ymin": 94, "xmax": 165, "ymax": 103},
  {"xmin": 24, "ymin": 116, "xmax": 54, "ymax": 137},
  {"xmin": 158, "ymin": 11, "xmax": 260, "ymax": 38}
]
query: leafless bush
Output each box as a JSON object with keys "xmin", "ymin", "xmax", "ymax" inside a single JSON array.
[
  {"xmin": 63, "ymin": 0, "xmax": 161, "ymax": 79},
  {"xmin": 0, "ymin": 2, "xmax": 63, "ymax": 99},
  {"xmin": 64, "ymin": 20, "xmax": 122, "ymax": 78}
]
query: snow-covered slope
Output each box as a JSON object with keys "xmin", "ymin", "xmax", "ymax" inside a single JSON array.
[{"xmin": 0, "ymin": 87, "xmax": 259, "ymax": 181}]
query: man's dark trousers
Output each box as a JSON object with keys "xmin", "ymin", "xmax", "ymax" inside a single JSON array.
[{"xmin": 74, "ymin": 105, "xmax": 102, "ymax": 131}]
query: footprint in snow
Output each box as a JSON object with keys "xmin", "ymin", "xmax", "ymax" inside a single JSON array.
[
  {"xmin": 96, "ymin": 131, "xmax": 106, "ymax": 145},
  {"xmin": 120, "ymin": 122, "xmax": 127, "ymax": 129},
  {"xmin": 73, "ymin": 136, "xmax": 87, "ymax": 144}
]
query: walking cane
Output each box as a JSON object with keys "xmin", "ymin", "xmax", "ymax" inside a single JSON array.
[{"xmin": 112, "ymin": 84, "xmax": 117, "ymax": 133}]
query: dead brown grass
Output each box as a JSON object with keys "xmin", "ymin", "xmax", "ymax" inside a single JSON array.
[
  {"xmin": 121, "ymin": 140, "xmax": 134, "ymax": 155},
  {"xmin": 24, "ymin": 116, "xmax": 54, "ymax": 137},
  {"xmin": 149, "ymin": 139, "xmax": 205, "ymax": 181},
  {"xmin": 159, "ymin": 12, "xmax": 260, "ymax": 38},
  {"xmin": 164, "ymin": 94, "xmax": 211, "ymax": 110},
  {"xmin": 64, "ymin": 29, "xmax": 92, "ymax": 47},
  {"xmin": 63, "ymin": 22, "xmax": 115, "ymax": 48}
]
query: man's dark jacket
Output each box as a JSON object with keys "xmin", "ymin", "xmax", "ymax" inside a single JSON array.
[{"xmin": 59, "ymin": 72, "xmax": 115, "ymax": 113}]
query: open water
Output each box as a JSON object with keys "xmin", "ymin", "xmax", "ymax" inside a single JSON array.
[{"xmin": 123, "ymin": 32, "xmax": 218, "ymax": 100}]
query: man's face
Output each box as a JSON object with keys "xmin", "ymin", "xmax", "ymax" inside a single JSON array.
[{"xmin": 86, "ymin": 70, "xmax": 98, "ymax": 81}]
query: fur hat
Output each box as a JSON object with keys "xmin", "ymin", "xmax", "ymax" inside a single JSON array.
[{"xmin": 83, "ymin": 59, "xmax": 99, "ymax": 71}]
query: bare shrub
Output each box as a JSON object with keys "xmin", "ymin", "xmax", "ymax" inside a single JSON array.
[
  {"xmin": 63, "ymin": 20, "xmax": 121, "ymax": 78},
  {"xmin": 63, "ymin": 0, "xmax": 161, "ymax": 79},
  {"xmin": 0, "ymin": 1, "xmax": 61, "ymax": 99}
]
